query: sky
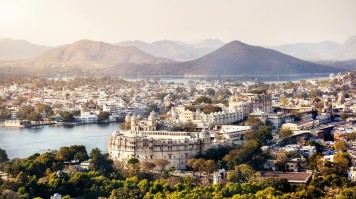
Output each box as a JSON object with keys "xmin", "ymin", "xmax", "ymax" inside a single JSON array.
[{"xmin": 0, "ymin": 0, "xmax": 355, "ymax": 46}]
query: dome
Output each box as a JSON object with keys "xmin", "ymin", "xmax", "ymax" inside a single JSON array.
[
  {"xmin": 125, "ymin": 114, "xmax": 131, "ymax": 121},
  {"xmin": 112, "ymin": 130, "xmax": 121, "ymax": 137},
  {"xmin": 150, "ymin": 110, "xmax": 157, "ymax": 118},
  {"xmin": 199, "ymin": 130, "xmax": 211, "ymax": 139},
  {"xmin": 196, "ymin": 109, "xmax": 201, "ymax": 114}
]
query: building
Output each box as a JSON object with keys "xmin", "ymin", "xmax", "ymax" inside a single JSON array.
[
  {"xmin": 228, "ymin": 93, "xmax": 272, "ymax": 117},
  {"xmin": 74, "ymin": 111, "xmax": 98, "ymax": 123},
  {"xmin": 217, "ymin": 125, "xmax": 252, "ymax": 145},
  {"xmin": 168, "ymin": 105, "xmax": 244, "ymax": 128},
  {"xmin": 167, "ymin": 93, "xmax": 272, "ymax": 128},
  {"xmin": 261, "ymin": 172, "xmax": 312, "ymax": 185},
  {"xmin": 108, "ymin": 111, "xmax": 212, "ymax": 170}
]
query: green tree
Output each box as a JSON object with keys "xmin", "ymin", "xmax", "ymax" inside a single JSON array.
[
  {"xmin": 347, "ymin": 132, "xmax": 356, "ymax": 141},
  {"xmin": 0, "ymin": 148, "xmax": 9, "ymax": 164},
  {"xmin": 89, "ymin": 148, "xmax": 113, "ymax": 175},
  {"xmin": 28, "ymin": 111, "xmax": 43, "ymax": 121},
  {"xmin": 203, "ymin": 160, "xmax": 218, "ymax": 175},
  {"xmin": 194, "ymin": 96, "xmax": 212, "ymax": 104},
  {"xmin": 280, "ymin": 97, "xmax": 288, "ymax": 105},
  {"xmin": 279, "ymin": 128, "xmax": 292, "ymax": 138},
  {"xmin": 61, "ymin": 111, "xmax": 75, "ymax": 122},
  {"xmin": 20, "ymin": 105, "xmax": 35, "ymax": 120},
  {"xmin": 334, "ymin": 141, "xmax": 347, "ymax": 152},
  {"xmin": 97, "ymin": 111, "xmax": 110, "ymax": 122}
]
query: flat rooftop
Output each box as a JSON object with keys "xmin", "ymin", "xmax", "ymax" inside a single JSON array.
[{"xmin": 261, "ymin": 172, "xmax": 312, "ymax": 184}]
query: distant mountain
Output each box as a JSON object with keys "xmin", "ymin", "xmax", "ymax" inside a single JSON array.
[
  {"xmin": 117, "ymin": 39, "xmax": 225, "ymax": 61},
  {"xmin": 135, "ymin": 41, "xmax": 339, "ymax": 75},
  {"xmin": 269, "ymin": 41, "xmax": 340, "ymax": 60},
  {"xmin": 0, "ymin": 39, "xmax": 174, "ymax": 76},
  {"xmin": 1, "ymin": 39, "xmax": 340, "ymax": 77},
  {"xmin": 0, "ymin": 38, "xmax": 51, "ymax": 60},
  {"xmin": 27, "ymin": 39, "xmax": 173, "ymax": 68},
  {"xmin": 328, "ymin": 36, "xmax": 356, "ymax": 60},
  {"xmin": 193, "ymin": 38, "xmax": 226, "ymax": 49}
]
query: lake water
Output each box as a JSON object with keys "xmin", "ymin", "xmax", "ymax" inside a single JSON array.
[
  {"xmin": 0, "ymin": 123, "xmax": 120, "ymax": 159},
  {"xmin": 122, "ymin": 73, "xmax": 331, "ymax": 84}
]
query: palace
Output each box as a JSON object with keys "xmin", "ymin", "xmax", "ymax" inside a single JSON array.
[
  {"xmin": 166, "ymin": 93, "xmax": 272, "ymax": 128},
  {"xmin": 108, "ymin": 111, "xmax": 213, "ymax": 170},
  {"xmin": 108, "ymin": 93, "xmax": 271, "ymax": 170}
]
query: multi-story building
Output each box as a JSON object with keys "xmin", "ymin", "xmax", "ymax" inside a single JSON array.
[
  {"xmin": 108, "ymin": 111, "xmax": 213, "ymax": 170},
  {"xmin": 167, "ymin": 93, "xmax": 272, "ymax": 128}
]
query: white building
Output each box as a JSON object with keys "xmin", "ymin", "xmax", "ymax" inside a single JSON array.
[{"xmin": 108, "ymin": 111, "xmax": 212, "ymax": 170}]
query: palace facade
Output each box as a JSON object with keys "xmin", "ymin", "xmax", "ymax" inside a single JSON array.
[{"xmin": 108, "ymin": 111, "xmax": 212, "ymax": 170}]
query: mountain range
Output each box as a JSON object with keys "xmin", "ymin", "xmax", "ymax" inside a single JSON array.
[
  {"xmin": 1, "ymin": 37, "xmax": 353, "ymax": 76},
  {"xmin": 133, "ymin": 41, "xmax": 338, "ymax": 75},
  {"xmin": 0, "ymin": 38, "xmax": 51, "ymax": 60},
  {"xmin": 117, "ymin": 39, "xmax": 225, "ymax": 61},
  {"xmin": 269, "ymin": 36, "xmax": 356, "ymax": 61}
]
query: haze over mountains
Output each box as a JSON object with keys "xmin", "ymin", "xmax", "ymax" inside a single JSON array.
[
  {"xmin": 117, "ymin": 39, "xmax": 225, "ymax": 61},
  {"xmin": 28, "ymin": 39, "xmax": 172, "ymax": 68},
  {"xmin": 0, "ymin": 36, "xmax": 354, "ymax": 76},
  {"xmin": 0, "ymin": 38, "xmax": 51, "ymax": 60},
  {"xmin": 138, "ymin": 41, "xmax": 338, "ymax": 75},
  {"xmin": 269, "ymin": 36, "xmax": 356, "ymax": 61}
]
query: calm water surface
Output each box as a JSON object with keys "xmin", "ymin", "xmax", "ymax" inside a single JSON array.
[{"xmin": 0, "ymin": 123, "xmax": 120, "ymax": 159}]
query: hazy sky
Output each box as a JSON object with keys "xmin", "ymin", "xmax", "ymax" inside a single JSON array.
[{"xmin": 0, "ymin": 0, "xmax": 355, "ymax": 46}]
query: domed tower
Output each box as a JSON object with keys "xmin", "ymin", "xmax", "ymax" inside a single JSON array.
[
  {"xmin": 199, "ymin": 129, "xmax": 212, "ymax": 153},
  {"xmin": 131, "ymin": 114, "xmax": 137, "ymax": 129},
  {"xmin": 125, "ymin": 114, "xmax": 131, "ymax": 123},
  {"xmin": 148, "ymin": 110, "xmax": 156, "ymax": 121}
]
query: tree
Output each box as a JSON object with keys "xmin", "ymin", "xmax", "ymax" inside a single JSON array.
[
  {"xmin": 28, "ymin": 111, "xmax": 43, "ymax": 121},
  {"xmin": 205, "ymin": 88, "xmax": 215, "ymax": 96},
  {"xmin": 56, "ymin": 147, "xmax": 73, "ymax": 163},
  {"xmin": 19, "ymin": 105, "xmax": 35, "ymax": 120},
  {"xmin": 227, "ymin": 164, "xmax": 256, "ymax": 182},
  {"xmin": 257, "ymin": 126, "xmax": 273, "ymax": 145},
  {"xmin": 279, "ymin": 128, "xmax": 292, "ymax": 138},
  {"xmin": 244, "ymin": 116, "xmax": 261, "ymax": 130},
  {"xmin": 89, "ymin": 148, "xmax": 113, "ymax": 175},
  {"xmin": 333, "ymin": 152, "xmax": 352, "ymax": 175},
  {"xmin": 309, "ymin": 89, "xmax": 322, "ymax": 98},
  {"xmin": 155, "ymin": 159, "xmax": 170, "ymax": 173},
  {"xmin": 97, "ymin": 111, "xmax": 110, "ymax": 122},
  {"xmin": 37, "ymin": 104, "xmax": 54, "ymax": 117},
  {"xmin": 194, "ymin": 96, "xmax": 212, "ymax": 104},
  {"xmin": 276, "ymin": 153, "xmax": 288, "ymax": 172},
  {"xmin": 128, "ymin": 158, "xmax": 139, "ymax": 165},
  {"xmin": 0, "ymin": 148, "xmax": 9, "ymax": 164},
  {"xmin": 347, "ymin": 132, "xmax": 356, "ymax": 141},
  {"xmin": 192, "ymin": 158, "xmax": 205, "ymax": 175},
  {"xmin": 61, "ymin": 111, "xmax": 75, "ymax": 122},
  {"xmin": 203, "ymin": 160, "xmax": 218, "ymax": 175},
  {"xmin": 334, "ymin": 141, "xmax": 347, "ymax": 152},
  {"xmin": 280, "ymin": 97, "xmax": 288, "ymax": 105},
  {"xmin": 71, "ymin": 145, "xmax": 89, "ymax": 163},
  {"xmin": 140, "ymin": 161, "xmax": 156, "ymax": 171},
  {"xmin": 290, "ymin": 110, "xmax": 302, "ymax": 122}
]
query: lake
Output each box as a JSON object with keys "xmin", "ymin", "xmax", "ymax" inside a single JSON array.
[
  {"xmin": 0, "ymin": 123, "xmax": 120, "ymax": 159},
  {"xmin": 122, "ymin": 73, "xmax": 331, "ymax": 84}
]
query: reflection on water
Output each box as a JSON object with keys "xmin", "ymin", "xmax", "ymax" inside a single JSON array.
[{"xmin": 0, "ymin": 123, "xmax": 119, "ymax": 159}]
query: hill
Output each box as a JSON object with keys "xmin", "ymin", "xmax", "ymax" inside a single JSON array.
[
  {"xmin": 0, "ymin": 38, "xmax": 51, "ymax": 60},
  {"xmin": 269, "ymin": 41, "xmax": 340, "ymax": 61},
  {"xmin": 134, "ymin": 41, "xmax": 340, "ymax": 75},
  {"xmin": 328, "ymin": 36, "xmax": 356, "ymax": 60},
  {"xmin": 117, "ymin": 39, "xmax": 225, "ymax": 61}
]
